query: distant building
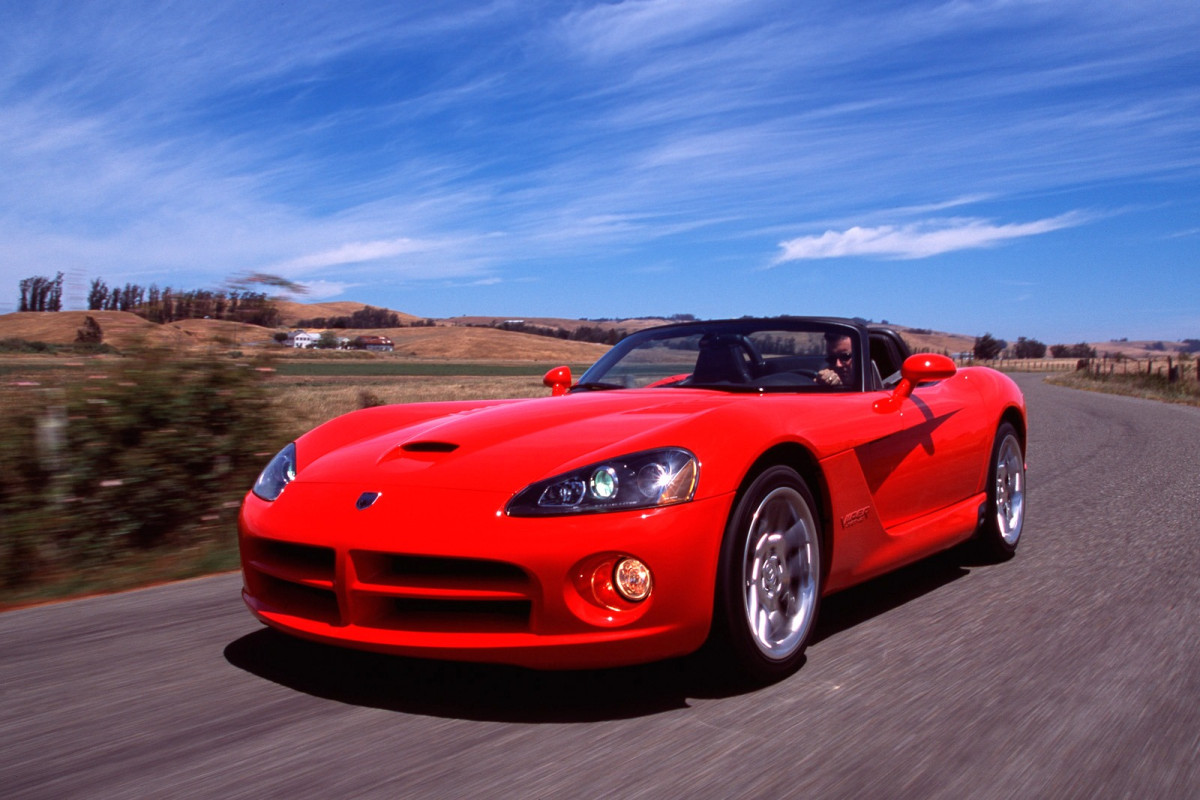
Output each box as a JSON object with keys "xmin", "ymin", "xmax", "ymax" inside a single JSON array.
[
  {"xmin": 285, "ymin": 330, "xmax": 321, "ymax": 348},
  {"xmin": 355, "ymin": 335, "xmax": 394, "ymax": 352}
]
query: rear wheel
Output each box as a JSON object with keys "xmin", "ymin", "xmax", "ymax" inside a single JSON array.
[
  {"xmin": 711, "ymin": 466, "xmax": 822, "ymax": 683},
  {"xmin": 974, "ymin": 422, "xmax": 1025, "ymax": 561}
]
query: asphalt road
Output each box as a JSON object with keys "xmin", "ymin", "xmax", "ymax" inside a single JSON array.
[{"xmin": 3, "ymin": 374, "xmax": 1198, "ymax": 799}]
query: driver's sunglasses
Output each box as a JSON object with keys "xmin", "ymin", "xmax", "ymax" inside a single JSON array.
[{"xmin": 830, "ymin": 351, "xmax": 854, "ymax": 364}]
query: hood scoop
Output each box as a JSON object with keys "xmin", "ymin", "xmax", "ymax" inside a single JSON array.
[
  {"xmin": 377, "ymin": 439, "xmax": 460, "ymax": 467},
  {"xmin": 401, "ymin": 441, "xmax": 459, "ymax": 453}
]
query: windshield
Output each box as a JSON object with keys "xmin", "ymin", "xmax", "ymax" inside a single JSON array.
[{"xmin": 575, "ymin": 319, "xmax": 864, "ymax": 393}]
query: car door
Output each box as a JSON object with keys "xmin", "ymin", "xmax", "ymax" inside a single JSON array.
[{"xmin": 856, "ymin": 371, "xmax": 987, "ymax": 531}]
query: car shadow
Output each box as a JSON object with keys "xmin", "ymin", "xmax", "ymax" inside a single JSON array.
[
  {"xmin": 224, "ymin": 628, "xmax": 705, "ymax": 722},
  {"xmin": 224, "ymin": 546, "xmax": 971, "ymax": 723}
]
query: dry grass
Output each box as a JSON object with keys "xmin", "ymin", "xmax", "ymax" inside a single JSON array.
[
  {"xmin": 0, "ymin": 311, "xmax": 278, "ymax": 350},
  {"xmin": 270, "ymin": 375, "xmax": 550, "ymax": 439},
  {"xmin": 364, "ymin": 326, "xmax": 611, "ymax": 361},
  {"xmin": 0, "ymin": 310, "xmax": 613, "ymax": 362},
  {"xmin": 968, "ymin": 358, "xmax": 1081, "ymax": 372},
  {"xmin": 1, "ymin": 355, "xmax": 561, "ymax": 444},
  {"xmin": 1047, "ymin": 369, "xmax": 1200, "ymax": 407},
  {"xmin": 448, "ymin": 315, "xmax": 671, "ymax": 334},
  {"xmin": 1, "ymin": 310, "xmax": 182, "ymax": 348},
  {"xmin": 274, "ymin": 299, "xmax": 423, "ymax": 326},
  {"xmin": 896, "ymin": 326, "xmax": 976, "ymax": 355},
  {"xmin": 164, "ymin": 317, "xmax": 279, "ymax": 347}
]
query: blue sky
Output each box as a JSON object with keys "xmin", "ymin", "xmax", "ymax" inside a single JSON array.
[{"xmin": 2, "ymin": 0, "xmax": 1198, "ymax": 344}]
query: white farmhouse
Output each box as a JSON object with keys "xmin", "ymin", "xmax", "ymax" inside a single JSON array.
[{"xmin": 285, "ymin": 330, "xmax": 322, "ymax": 348}]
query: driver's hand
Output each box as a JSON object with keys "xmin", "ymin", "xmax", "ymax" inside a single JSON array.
[{"xmin": 816, "ymin": 368, "xmax": 842, "ymax": 386}]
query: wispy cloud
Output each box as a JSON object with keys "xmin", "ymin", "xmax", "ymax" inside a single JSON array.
[
  {"xmin": 274, "ymin": 238, "xmax": 431, "ymax": 272},
  {"xmin": 0, "ymin": 2, "xmax": 1197, "ymax": 337},
  {"xmin": 558, "ymin": 0, "xmax": 759, "ymax": 60},
  {"xmin": 293, "ymin": 280, "xmax": 358, "ymax": 301},
  {"xmin": 440, "ymin": 276, "xmax": 503, "ymax": 288},
  {"xmin": 772, "ymin": 212, "xmax": 1090, "ymax": 263}
]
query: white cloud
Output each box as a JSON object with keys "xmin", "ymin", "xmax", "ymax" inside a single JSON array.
[
  {"xmin": 559, "ymin": 0, "xmax": 756, "ymax": 59},
  {"xmin": 274, "ymin": 238, "xmax": 430, "ymax": 272},
  {"xmin": 772, "ymin": 212, "xmax": 1089, "ymax": 263},
  {"xmin": 443, "ymin": 277, "xmax": 502, "ymax": 287},
  {"xmin": 293, "ymin": 280, "xmax": 356, "ymax": 301}
]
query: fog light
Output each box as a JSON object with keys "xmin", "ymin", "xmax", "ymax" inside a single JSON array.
[{"xmin": 613, "ymin": 557, "xmax": 652, "ymax": 602}]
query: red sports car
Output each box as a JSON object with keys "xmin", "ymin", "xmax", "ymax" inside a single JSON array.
[{"xmin": 239, "ymin": 317, "xmax": 1026, "ymax": 682}]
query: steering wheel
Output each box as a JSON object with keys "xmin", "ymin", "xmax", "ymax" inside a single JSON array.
[{"xmin": 736, "ymin": 336, "xmax": 764, "ymax": 379}]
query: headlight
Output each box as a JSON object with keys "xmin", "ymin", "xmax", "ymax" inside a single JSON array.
[
  {"xmin": 252, "ymin": 442, "xmax": 297, "ymax": 501},
  {"xmin": 506, "ymin": 448, "xmax": 698, "ymax": 517}
]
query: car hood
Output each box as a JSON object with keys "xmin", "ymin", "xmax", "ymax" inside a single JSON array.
[{"xmin": 293, "ymin": 390, "xmax": 738, "ymax": 494}]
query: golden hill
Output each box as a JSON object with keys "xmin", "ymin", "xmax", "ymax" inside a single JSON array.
[
  {"xmin": 893, "ymin": 326, "xmax": 977, "ymax": 356},
  {"xmin": 0, "ymin": 311, "xmax": 609, "ymax": 362},
  {"xmin": 446, "ymin": 316, "xmax": 671, "ymax": 335},
  {"xmin": 0, "ymin": 311, "xmax": 279, "ymax": 350},
  {"xmin": 324, "ymin": 326, "xmax": 611, "ymax": 362},
  {"xmin": 1, "ymin": 309, "xmax": 1184, "ymax": 362},
  {"xmin": 1, "ymin": 311, "xmax": 180, "ymax": 348},
  {"xmin": 275, "ymin": 300, "xmax": 421, "ymax": 327}
]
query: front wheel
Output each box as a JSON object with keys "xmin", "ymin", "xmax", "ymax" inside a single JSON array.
[
  {"xmin": 710, "ymin": 466, "xmax": 823, "ymax": 683},
  {"xmin": 973, "ymin": 422, "xmax": 1026, "ymax": 561}
]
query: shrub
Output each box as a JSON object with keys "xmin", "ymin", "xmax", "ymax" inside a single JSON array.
[
  {"xmin": 1012, "ymin": 337, "xmax": 1047, "ymax": 359},
  {"xmin": 1051, "ymin": 343, "xmax": 1098, "ymax": 359},
  {"xmin": 0, "ymin": 348, "xmax": 282, "ymax": 588},
  {"xmin": 75, "ymin": 315, "xmax": 103, "ymax": 344},
  {"xmin": 974, "ymin": 333, "xmax": 1006, "ymax": 360},
  {"xmin": 0, "ymin": 338, "xmax": 56, "ymax": 353}
]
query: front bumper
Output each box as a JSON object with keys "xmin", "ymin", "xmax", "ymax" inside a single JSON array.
[{"xmin": 239, "ymin": 483, "xmax": 731, "ymax": 669}]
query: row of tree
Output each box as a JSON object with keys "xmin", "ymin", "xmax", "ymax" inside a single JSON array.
[
  {"xmin": 486, "ymin": 320, "xmax": 628, "ymax": 346},
  {"xmin": 295, "ymin": 306, "xmax": 434, "ymax": 329},
  {"xmin": 973, "ymin": 333, "xmax": 1098, "ymax": 360},
  {"xmin": 18, "ymin": 273, "xmax": 65, "ymax": 312},
  {"xmin": 13, "ymin": 274, "xmax": 283, "ymax": 327},
  {"xmin": 86, "ymin": 279, "xmax": 281, "ymax": 327}
]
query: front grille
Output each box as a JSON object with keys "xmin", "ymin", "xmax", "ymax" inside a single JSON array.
[
  {"xmin": 351, "ymin": 552, "xmax": 533, "ymax": 632},
  {"xmin": 244, "ymin": 536, "xmax": 535, "ymax": 633},
  {"xmin": 354, "ymin": 552, "xmax": 529, "ymax": 588},
  {"xmin": 249, "ymin": 539, "xmax": 335, "ymax": 583},
  {"xmin": 243, "ymin": 538, "xmax": 340, "ymax": 624},
  {"xmin": 256, "ymin": 574, "xmax": 340, "ymax": 624}
]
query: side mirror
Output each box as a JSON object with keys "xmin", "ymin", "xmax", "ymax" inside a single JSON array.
[
  {"xmin": 873, "ymin": 354, "xmax": 956, "ymax": 413},
  {"xmin": 543, "ymin": 365, "xmax": 572, "ymax": 396}
]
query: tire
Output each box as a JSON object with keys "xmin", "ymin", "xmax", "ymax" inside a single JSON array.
[
  {"xmin": 711, "ymin": 465, "xmax": 823, "ymax": 684},
  {"xmin": 973, "ymin": 422, "xmax": 1025, "ymax": 561}
]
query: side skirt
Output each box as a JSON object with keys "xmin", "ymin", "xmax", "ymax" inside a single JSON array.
[{"xmin": 825, "ymin": 492, "xmax": 984, "ymax": 592}]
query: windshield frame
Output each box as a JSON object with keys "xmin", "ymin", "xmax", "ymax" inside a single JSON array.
[{"xmin": 574, "ymin": 317, "xmax": 871, "ymax": 394}]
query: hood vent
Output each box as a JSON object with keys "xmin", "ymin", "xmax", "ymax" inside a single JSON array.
[{"xmin": 400, "ymin": 441, "xmax": 459, "ymax": 453}]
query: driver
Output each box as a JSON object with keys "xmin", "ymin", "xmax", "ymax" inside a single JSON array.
[{"xmin": 817, "ymin": 333, "xmax": 854, "ymax": 387}]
